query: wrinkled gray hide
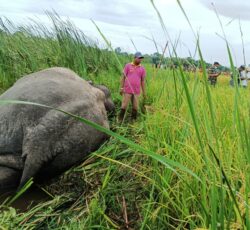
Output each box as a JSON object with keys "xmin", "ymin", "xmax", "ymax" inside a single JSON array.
[{"xmin": 0, "ymin": 67, "xmax": 115, "ymax": 190}]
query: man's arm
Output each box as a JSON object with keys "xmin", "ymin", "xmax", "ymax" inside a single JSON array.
[
  {"xmin": 120, "ymin": 74, "xmax": 125, "ymax": 95},
  {"xmin": 209, "ymin": 73, "xmax": 221, "ymax": 77},
  {"xmin": 141, "ymin": 79, "xmax": 146, "ymax": 98},
  {"xmin": 208, "ymin": 66, "xmax": 221, "ymax": 78},
  {"xmin": 247, "ymin": 72, "xmax": 250, "ymax": 80}
]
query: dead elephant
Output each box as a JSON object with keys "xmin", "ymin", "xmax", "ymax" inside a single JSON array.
[{"xmin": 0, "ymin": 67, "xmax": 115, "ymax": 190}]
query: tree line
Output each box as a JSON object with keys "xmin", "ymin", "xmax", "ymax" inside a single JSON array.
[{"xmin": 115, "ymin": 48, "xmax": 230, "ymax": 72}]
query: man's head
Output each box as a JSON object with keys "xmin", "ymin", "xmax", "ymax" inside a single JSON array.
[
  {"xmin": 214, "ymin": 62, "xmax": 220, "ymax": 67},
  {"xmin": 134, "ymin": 52, "xmax": 144, "ymax": 65},
  {"xmin": 239, "ymin": 65, "xmax": 246, "ymax": 71}
]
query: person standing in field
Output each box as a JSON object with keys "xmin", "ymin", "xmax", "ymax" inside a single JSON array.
[
  {"xmin": 239, "ymin": 65, "xmax": 248, "ymax": 88},
  {"xmin": 208, "ymin": 61, "xmax": 221, "ymax": 86},
  {"xmin": 119, "ymin": 52, "xmax": 146, "ymax": 121}
]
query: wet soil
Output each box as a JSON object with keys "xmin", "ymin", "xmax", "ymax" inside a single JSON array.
[{"xmin": 0, "ymin": 186, "xmax": 50, "ymax": 212}]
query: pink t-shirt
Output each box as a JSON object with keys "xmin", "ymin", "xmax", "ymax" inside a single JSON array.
[{"xmin": 123, "ymin": 63, "xmax": 146, "ymax": 95}]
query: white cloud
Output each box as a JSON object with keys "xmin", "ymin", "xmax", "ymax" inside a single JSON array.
[
  {"xmin": 199, "ymin": 0, "xmax": 250, "ymax": 21},
  {"xmin": 1, "ymin": 0, "xmax": 250, "ymax": 66}
]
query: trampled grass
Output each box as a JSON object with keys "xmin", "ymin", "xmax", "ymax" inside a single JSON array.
[{"xmin": 0, "ymin": 10, "xmax": 250, "ymax": 230}]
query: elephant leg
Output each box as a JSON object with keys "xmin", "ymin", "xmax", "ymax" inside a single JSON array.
[
  {"xmin": 0, "ymin": 166, "xmax": 21, "ymax": 191},
  {"xmin": 19, "ymin": 101, "xmax": 108, "ymax": 189},
  {"xmin": 19, "ymin": 108, "xmax": 71, "ymax": 189},
  {"xmin": 0, "ymin": 155, "xmax": 24, "ymax": 170}
]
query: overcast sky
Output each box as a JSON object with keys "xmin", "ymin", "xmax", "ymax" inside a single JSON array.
[{"xmin": 1, "ymin": 0, "xmax": 250, "ymax": 66}]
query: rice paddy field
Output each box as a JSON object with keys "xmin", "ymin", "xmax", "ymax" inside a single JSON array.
[{"xmin": 1, "ymin": 10, "xmax": 250, "ymax": 230}]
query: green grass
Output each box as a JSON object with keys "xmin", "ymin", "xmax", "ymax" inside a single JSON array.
[
  {"xmin": 0, "ymin": 13, "xmax": 128, "ymax": 91},
  {"xmin": 0, "ymin": 10, "xmax": 250, "ymax": 230}
]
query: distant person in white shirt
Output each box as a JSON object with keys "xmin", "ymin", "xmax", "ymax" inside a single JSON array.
[{"xmin": 239, "ymin": 65, "xmax": 248, "ymax": 88}]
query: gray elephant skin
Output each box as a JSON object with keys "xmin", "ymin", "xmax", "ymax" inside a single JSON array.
[{"xmin": 0, "ymin": 67, "xmax": 115, "ymax": 191}]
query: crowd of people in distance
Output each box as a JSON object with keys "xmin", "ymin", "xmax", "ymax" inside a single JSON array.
[
  {"xmin": 118, "ymin": 55, "xmax": 250, "ymax": 123},
  {"xmin": 208, "ymin": 62, "xmax": 250, "ymax": 88},
  {"xmin": 229, "ymin": 65, "xmax": 250, "ymax": 88}
]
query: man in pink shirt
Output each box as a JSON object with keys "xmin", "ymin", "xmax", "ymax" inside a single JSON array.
[{"xmin": 119, "ymin": 52, "xmax": 146, "ymax": 121}]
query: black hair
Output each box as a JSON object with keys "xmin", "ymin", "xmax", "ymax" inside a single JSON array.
[{"xmin": 239, "ymin": 65, "xmax": 246, "ymax": 70}]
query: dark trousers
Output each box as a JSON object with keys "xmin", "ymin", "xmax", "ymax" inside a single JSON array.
[{"xmin": 208, "ymin": 76, "xmax": 217, "ymax": 86}]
